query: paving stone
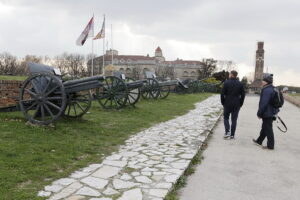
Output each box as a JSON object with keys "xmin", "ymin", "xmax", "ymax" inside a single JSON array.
[
  {"xmin": 53, "ymin": 178, "xmax": 76, "ymax": 186},
  {"xmin": 92, "ymin": 165, "xmax": 121, "ymax": 179},
  {"xmin": 103, "ymin": 187, "xmax": 119, "ymax": 195},
  {"xmin": 103, "ymin": 160, "xmax": 127, "ymax": 168},
  {"xmin": 131, "ymin": 172, "xmax": 140, "ymax": 176},
  {"xmin": 179, "ymin": 153, "xmax": 195, "ymax": 159},
  {"xmin": 106, "ymin": 154, "xmax": 122, "ymax": 160},
  {"xmin": 90, "ymin": 198, "xmax": 112, "ymax": 200},
  {"xmin": 135, "ymin": 176, "xmax": 153, "ymax": 183},
  {"xmin": 141, "ymin": 171, "xmax": 152, "ymax": 176},
  {"xmin": 70, "ymin": 171, "xmax": 90, "ymax": 179},
  {"xmin": 37, "ymin": 191, "xmax": 51, "ymax": 197},
  {"xmin": 112, "ymin": 179, "xmax": 140, "ymax": 190},
  {"xmin": 149, "ymin": 189, "xmax": 168, "ymax": 198},
  {"xmin": 80, "ymin": 176, "xmax": 108, "ymax": 189},
  {"xmin": 65, "ymin": 195, "xmax": 85, "ymax": 200},
  {"xmin": 49, "ymin": 182, "xmax": 82, "ymax": 200},
  {"xmin": 76, "ymin": 186, "xmax": 101, "ymax": 197},
  {"xmin": 155, "ymin": 182, "xmax": 173, "ymax": 189},
  {"xmin": 45, "ymin": 184, "xmax": 63, "ymax": 193},
  {"xmin": 117, "ymin": 188, "xmax": 143, "ymax": 200},
  {"xmin": 120, "ymin": 173, "xmax": 132, "ymax": 180},
  {"xmin": 164, "ymin": 174, "xmax": 180, "ymax": 182}
]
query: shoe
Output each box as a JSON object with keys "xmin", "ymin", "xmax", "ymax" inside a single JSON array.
[
  {"xmin": 252, "ymin": 139, "xmax": 261, "ymax": 146},
  {"xmin": 262, "ymin": 146, "xmax": 274, "ymax": 150},
  {"xmin": 230, "ymin": 136, "xmax": 235, "ymax": 139},
  {"xmin": 223, "ymin": 133, "xmax": 230, "ymax": 138}
]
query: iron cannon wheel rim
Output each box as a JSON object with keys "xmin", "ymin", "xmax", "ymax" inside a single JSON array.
[
  {"xmin": 125, "ymin": 77, "xmax": 141, "ymax": 105},
  {"xmin": 96, "ymin": 76, "xmax": 128, "ymax": 109},
  {"xmin": 141, "ymin": 78, "xmax": 160, "ymax": 99},
  {"xmin": 64, "ymin": 90, "xmax": 92, "ymax": 118},
  {"xmin": 19, "ymin": 73, "xmax": 66, "ymax": 125}
]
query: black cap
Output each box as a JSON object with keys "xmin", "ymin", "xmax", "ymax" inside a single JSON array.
[{"xmin": 263, "ymin": 73, "xmax": 273, "ymax": 84}]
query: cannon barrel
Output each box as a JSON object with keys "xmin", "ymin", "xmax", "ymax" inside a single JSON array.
[
  {"xmin": 158, "ymin": 80, "xmax": 178, "ymax": 87},
  {"xmin": 126, "ymin": 80, "xmax": 145, "ymax": 90}
]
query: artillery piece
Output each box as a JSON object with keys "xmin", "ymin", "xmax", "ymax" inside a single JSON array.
[{"xmin": 141, "ymin": 71, "xmax": 178, "ymax": 99}]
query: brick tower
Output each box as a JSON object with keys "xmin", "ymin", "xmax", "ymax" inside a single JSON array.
[{"xmin": 250, "ymin": 41, "xmax": 265, "ymax": 92}]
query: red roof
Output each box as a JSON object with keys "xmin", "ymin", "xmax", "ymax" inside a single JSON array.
[
  {"xmin": 155, "ymin": 46, "xmax": 162, "ymax": 52},
  {"xmin": 165, "ymin": 60, "xmax": 204, "ymax": 65}
]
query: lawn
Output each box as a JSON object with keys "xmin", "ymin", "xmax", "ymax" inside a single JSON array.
[
  {"xmin": 0, "ymin": 93, "xmax": 212, "ymax": 200},
  {"xmin": 0, "ymin": 75, "xmax": 27, "ymax": 81}
]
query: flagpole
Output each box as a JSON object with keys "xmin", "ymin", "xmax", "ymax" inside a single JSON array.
[
  {"xmin": 102, "ymin": 15, "xmax": 105, "ymax": 75},
  {"xmin": 91, "ymin": 14, "xmax": 94, "ymax": 76},
  {"xmin": 111, "ymin": 24, "xmax": 113, "ymax": 65}
]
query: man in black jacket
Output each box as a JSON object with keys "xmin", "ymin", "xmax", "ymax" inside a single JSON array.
[
  {"xmin": 253, "ymin": 74, "xmax": 279, "ymax": 150},
  {"xmin": 221, "ymin": 70, "xmax": 245, "ymax": 139}
]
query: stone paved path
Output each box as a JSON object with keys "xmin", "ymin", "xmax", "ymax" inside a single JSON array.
[
  {"xmin": 38, "ymin": 95, "xmax": 222, "ymax": 200},
  {"xmin": 180, "ymin": 95, "xmax": 300, "ymax": 200}
]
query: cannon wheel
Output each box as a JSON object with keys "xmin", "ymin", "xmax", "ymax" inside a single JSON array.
[
  {"xmin": 141, "ymin": 78, "xmax": 160, "ymax": 99},
  {"xmin": 158, "ymin": 85, "xmax": 171, "ymax": 99},
  {"xmin": 125, "ymin": 77, "xmax": 141, "ymax": 106},
  {"xmin": 19, "ymin": 73, "xmax": 66, "ymax": 125},
  {"xmin": 187, "ymin": 81, "xmax": 196, "ymax": 93},
  {"xmin": 64, "ymin": 90, "xmax": 92, "ymax": 118},
  {"xmin": 96, "ymin": 76, "xmax": 128, "ymax": 109}
]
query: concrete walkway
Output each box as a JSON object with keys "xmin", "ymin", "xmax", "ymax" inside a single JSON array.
[{"xmin": 180, "ymin": 95, "xmax": 300, "ymax": 200}]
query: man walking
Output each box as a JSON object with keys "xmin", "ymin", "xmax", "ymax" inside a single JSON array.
[
  {"xmin": 253, "ymin": 74, "xmax": 279, "ymax": 150},
  {"xmin": 221, "ymin": 70, "xmax": 245, "ymax": 139}
]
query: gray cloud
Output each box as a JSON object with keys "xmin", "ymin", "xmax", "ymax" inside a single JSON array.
[{"xmin": 0, "ymin": 0, "xmax": 299, "ymax": 85}]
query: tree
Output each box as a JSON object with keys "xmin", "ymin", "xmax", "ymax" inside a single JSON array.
[
  {"xmin": 241, "ymin": 76, "xmax": 249, "ymax": 90},
  {"xmin": 212, "ymin": 70, "xmax": 229, "ymax": 82},
  {"xmin": 155, "ymin": 65, "xmax": 174, "ymax": 79},
  {"xmin": 0, "ymin": 52, "xmax": 19, "ymax": 75},
  {"xmin": 198, "ymin": 58, "xmax": 217, "ymax": 79}
]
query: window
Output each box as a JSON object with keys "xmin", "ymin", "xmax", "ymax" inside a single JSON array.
[
  {"xmin": 126, "ymin": 68, "xmax": 132, "ymax": 73},
  {"xmin": 127, "ymin": 59, "xmax": 132, "ymax": 63},
  {"xmin": 191, "ymin": 71, "xmax": 196, "ymax": 76},
  {"xmin": 119, "ymin": 68, "xmax": 124, "ymax": 72},
  {"xmin": 183, "ymin": 71, "xmax": 188, "ymax": 76}
]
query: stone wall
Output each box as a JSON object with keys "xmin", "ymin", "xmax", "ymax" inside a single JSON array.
[
  {"xmin": 0, "ymin": 80, "xmax": 23, "ymax": 108},
  {"xmin": 284, "ymin": 94, "xmax": 300, "ymax": 108}
]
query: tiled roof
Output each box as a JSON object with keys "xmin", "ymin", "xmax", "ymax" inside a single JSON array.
[{"xmin": 155, "ymin": 46, "xmax": 162, "ymax": 52}]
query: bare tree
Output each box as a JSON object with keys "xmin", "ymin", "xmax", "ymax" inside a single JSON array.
[
  {"xmin": 0, "ymin": 52, "xmax": 20, "ymax": 75},
  {"xmin": 155, "ymin": 65, "xmax": 174, "ymax": 79}
]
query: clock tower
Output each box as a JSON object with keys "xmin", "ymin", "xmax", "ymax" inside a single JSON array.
[
  {"xmin": 249, "ymin": 41, "xmax": 265, "ymax": 93},
  {"xmin": 254, "ymin": 41, "xmax": 264, "ymax": 82}
]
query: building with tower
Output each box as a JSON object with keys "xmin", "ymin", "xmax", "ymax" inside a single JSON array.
[
  {"xmin": 250, "ymin": 41, "xmax": 265, "ymax": 93},
  {"xmin": 88, "ymin": 46, "xmax": 205, "ymax": 80}
]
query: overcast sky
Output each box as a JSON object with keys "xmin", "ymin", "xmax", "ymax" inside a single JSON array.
[{"xmin": 0, "ymin": 0, "xmax": 299, "ymax": 86}]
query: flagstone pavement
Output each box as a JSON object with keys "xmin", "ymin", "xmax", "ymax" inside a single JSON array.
[{"xmin": 38, "ymin": 95, "xmax": 222, "ymax": 200}]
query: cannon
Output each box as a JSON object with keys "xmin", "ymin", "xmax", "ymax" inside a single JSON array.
[
  {"xmin": 16, "ymin": 62, "xmax": 104, "ymax": 125},
  {"xmin": 141, "ymin": 71, "xmax": 178, "ymax": 99},
  {"xmin": 1, "ymin": 63, "xmax": 143, "ymax": 125},
  {"xmin": 175, "ymin": 78, "xmax": 222, "ymax": 94},
  {"xmin": 96, "ymin": 72, "xmax": 145, "ymax": 108}
]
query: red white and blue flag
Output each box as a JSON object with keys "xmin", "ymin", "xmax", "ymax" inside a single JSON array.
[
  {"xmin": 94, "ymin": 16, "xmax": 105, "ymax": 40},
  {"xmin": 76, "ymin": 16, "xmax": 94, "ymax": 46}
]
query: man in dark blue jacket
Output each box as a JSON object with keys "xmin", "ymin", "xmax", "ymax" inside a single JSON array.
[
  {"xmin": 253, "ymin": 74, "xmax": 279, "ymax": 150},
  {"xmin": 221, "ymin": 70, "xmax": 245, "ymax": 139}
]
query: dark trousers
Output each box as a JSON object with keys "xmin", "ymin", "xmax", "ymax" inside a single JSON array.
[
  {"xmin": 223, "ymin": 106, "xmax": 240, "ymax": 136},
  {"xmin": 256, "ymin": 118, "xmax": 274, "ymax": 149}
]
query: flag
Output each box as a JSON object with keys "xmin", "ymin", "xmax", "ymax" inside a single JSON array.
[
  {"xmin": 94, "ymin": 17, "xmax": 105, "ymax": 40},
  {"xmin": 76, "ymin": 16, "xmax": 94, "ymax": 46}
]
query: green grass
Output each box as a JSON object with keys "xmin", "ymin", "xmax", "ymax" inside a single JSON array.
[
  {"xmin": 0, "ymin": 75, "xmax": 27, "ymax": 81},
  {"xmin": 0, "ymin": 93, "xmax": 212, "ymax": 200}
]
